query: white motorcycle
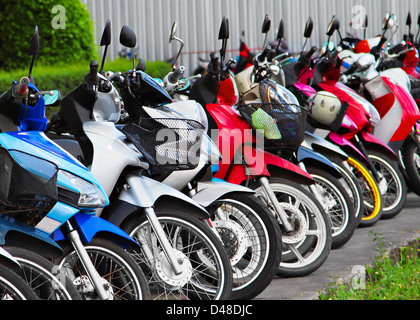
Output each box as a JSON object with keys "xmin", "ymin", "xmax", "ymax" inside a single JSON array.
[
  {"xmin": 109, "ymin": 23, "xmax": 282, "ymax": 301},
  {"xmin": 47, "ymin": 21, "xmax": 234, "ymax": 300}
]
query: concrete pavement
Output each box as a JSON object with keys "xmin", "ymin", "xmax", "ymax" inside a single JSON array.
[{"xmin": 255, "ymin": 193, "xmax": 420, "ymax": 300}]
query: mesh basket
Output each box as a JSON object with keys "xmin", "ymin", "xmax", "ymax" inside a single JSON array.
[
  {"xmin": 0, "ymin": 148, "xmax": 58, "ymax": 227},
  {"xmin": 238, "ymin": 103, "xmax": 308, "ymax": 149},
  {"xmin": 122, "ymin": 118, "xmax": 205, "ymax": 172}
]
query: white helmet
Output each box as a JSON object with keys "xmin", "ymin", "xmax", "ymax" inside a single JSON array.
[{"xmin": 308, "ymin": 91, "xmax": 344, "ymax": 130}]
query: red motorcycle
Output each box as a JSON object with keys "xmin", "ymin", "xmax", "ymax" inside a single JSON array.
[
  {"xmin": 190, "ymin": 17, "xmax": 332, "ymax": 278},
  {"xmin": 315, "ymin": 16, "xmax": 409, "ymax": 220}
]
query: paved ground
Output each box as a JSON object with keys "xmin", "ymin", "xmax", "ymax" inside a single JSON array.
[{"xmin": 255, "ymin": 193, "xmax": 420, "ymax": 300}]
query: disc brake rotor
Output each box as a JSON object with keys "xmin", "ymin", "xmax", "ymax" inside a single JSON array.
[
  {"xmin": 279, "ymin": 202, "xmax": 308, "ymax": 245},
  {"xmin": 154, "ymin": 250, "xmax": 192, "ymax": 289},
  {"xmin": 212, "ymin": 219, "xmax": 248, "ymax": 266}
]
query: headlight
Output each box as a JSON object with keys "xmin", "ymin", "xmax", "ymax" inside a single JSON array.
[
  {"xmin": 368, "ymin": 104, "xmax": 381, "ymax": 127},
  {"xmin": 340, "ymin": 87, "xmax": 381, "ymax": 127},
  {"xmin": 201, "ymin": 134, "xmax": 222, "ymax": 164},
  {"xmin": 60, "ymin": 170, "xmax": 107, "ymax": 208}
]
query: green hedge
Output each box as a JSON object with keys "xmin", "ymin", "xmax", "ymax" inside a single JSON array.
[
  {"xmin": 0, "ymin": 58, "xmax": 172, "ymax": 118},
  {"xmin": 0, "ymin": 0, "xmax": 96, "ymax": 70}
]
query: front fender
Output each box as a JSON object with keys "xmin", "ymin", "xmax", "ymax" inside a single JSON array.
[
  {"xmin": 191, "ymin": 181, "xmax": 254, "ymax": 207},
  {"xmin": 297, "ymin": 146, "xmax": 341, "ymax": 178},
  {"xmin": 328, "ymin": 132, "xmax": 369, "ymax": 165},
  {"xmin": 53, "ymin": 213, "xmax": 139, "ymax": 250},
  {"xmin": 303, "ymin": 131, "xmax": 348, "ymax": 160},
  {"xmin": 0, "ymin": 246, "xmax": 20, "ymax": 271},
  {"xmin": 241, "ymin": 145, "xmax": 314, "ymax": 185},
  {"xmin": 119, "ymin": 175, "xmax": 209, "ymax": 217},
  {"xmin": 361, "ymin": 131, "xmax": 398, "ymax": 161},
  {"xmin": 0, "ymin": 215, "xmax": 63, "ymax": 260}
]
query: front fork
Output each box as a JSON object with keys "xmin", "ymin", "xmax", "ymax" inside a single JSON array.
[
  {"xmin": 125, "ymin": 175, "xmax": 184, "ymax": 276},
  {"xmin": 258, "ymin": 176, "xmax": 293, "ymax": 232},
  {"xmin": 353, "ymin": 134, "xmax": 387, "ymax": 195},
  {"xmin": 65, "ymin": 221, "xmax": 111, "ymax": 300}
]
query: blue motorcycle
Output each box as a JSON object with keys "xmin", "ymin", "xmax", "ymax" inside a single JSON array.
[{"xmin": 0, "ymin": 26, "xmax": 149, "ymax": 300}]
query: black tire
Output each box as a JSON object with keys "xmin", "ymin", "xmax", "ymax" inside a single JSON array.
[
  {"xmin": 206, "ymin": 192, "xmax": 282, "ymax": 300},
  {"xmin": 305, "ymin": 166, "xmax": 357, "ymax": 249},
  {"xmin": 121, "ymin": 207, "xmax": 233, "ymax": 300},
  {"xmin": 56, "ymin": 237, "xmax": 150, "ymax": 300},
  {"xmin": 402, "ymin": 139, "xmax": 420, "ymax": 196},
  {"xmin": 347, "ymin": 157, "xmax": 383, "ymax": 227},
  {"xmin": 250, "ymin": 178, "xmax": 332, "ymax": 278},
  {"xmin": 4, "ymin": 246, "xmax": 81, "ymax": 300},
  {"xmin": 368, "ymin": 149, "xmax": 407, "ymax": 219},
  {"xmin": 0, "ymin": 264, "xmax": 38, "ymax": 300},
  {"xmin": 327, "ymin": 156, "xmax": 364, "ymax": 228}
]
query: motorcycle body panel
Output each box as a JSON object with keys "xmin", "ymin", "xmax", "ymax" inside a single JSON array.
[
  {"xmin": 0, "ymin": 215, "xmax": 62, "ymax": 259},
  {"xmin": 297, "ymin": 145, "xmax": 341, "ymax": 176},
  {"xmin": 303, "ymin": 131, "xmax": 348, "ymax": 160},
  {"xmin": 368, "ymin": 74, "xmax": 420, "ymax": 145},
  {"xmin": 190, "ymin": 180, "xmax": 254, "ymax": 207},
  {"xmin": 118, "ymin": 174, "xmax": 209, "ymax": 217},
  {"xmin": 52, "ymin": 212, "xmax": 139, "ymax": 250},
  {"xmin": 206, "ymin": 103, "xmax": 314, "ymax": 185}
]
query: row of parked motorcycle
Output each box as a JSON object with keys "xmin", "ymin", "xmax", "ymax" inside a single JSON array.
[{"xmin": 0, "ymin": 9, "xmax": 419, "ymax": 301}]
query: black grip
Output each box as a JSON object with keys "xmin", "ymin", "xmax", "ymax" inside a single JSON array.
[
  {"xmin": 89, "ymin": 60, "xmax": 99, "ymax": 83},
  {"xmin": 388, "ymin": 43, "xmax": 405, "ymax": 55},
  {"xmin": 257, "ymin": 46, "xmax": 272, "ymax": 62},
  {"xmin": 168, "ymin": 66, "xmax": 185, "ymax": 84},
  {"xmin": 209, "ymin": 52, "xmax": 220, "ymax": 73},
  {"xmin": 305, "ymin": 46, "xmax": 318, "ymax": 60}
]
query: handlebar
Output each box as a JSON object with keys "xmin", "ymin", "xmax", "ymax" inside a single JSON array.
[
  {"xmin": 256, "ymin": 46, "xmax": 272, "ymax": 63},
  {"xmin": 14, "ymin": 77, "xmax": 30, "ymax": 98},
  {"xmin": 89, "ymin": 60, "xmax": 99, "ymax": 84},
  {"xmin": 167, "ymin": 66, "xmax": 185, "ymax": 84},
  {"xmin": 208, "ymin": 52, "xmax": 220, "ymax": 74},
  {"xmin": 304, "ymin": 46, "xmax": 318, "ymax": 61},
  {"xmin": 388, "ymin": 42, "xmax": 406, "ymax": 55}
]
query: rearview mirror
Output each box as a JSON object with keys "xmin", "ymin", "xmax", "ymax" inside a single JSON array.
[
  {"xmin": 262, "ymin": 14, "xmax": 271, "ymax": 33},
  {"xmin": 44, "ymin": 90, "xmax": 62, "ymax": 106},
  {"xmin": 120, "ymin": 25, "xmax": 137, "ymax": 72},
  {"xmin": 28, "ymin": 26, "xmax": 39, "ymax": 81},
  {"xmin": 99, "ymin": 20, "xmax": 111, "ymax": 75},
  {"xmin": 276, "ymin": 19, "xmax": 284, "ymax": 41},
  {"xmin": 218, "ymin": 16, "xmax": 230, "ymax": 40},
  {"xmin": 382, "ymin": 13, "xmax": 396, "ymax": 30},
  {"xmin": 169, "ymin": 21, "xmax": 177, "ymax": 43},
  {"xmin": 218, "ymin": 17, "xmax": 229, "ymax": 63},
  {"xmin": 100, "ymin": 19, "xmax": 111, "ymax": 46},
  {"xmin": 406, "ymin": 11, "xmax": 412, "ymax": 27},
  {"xmin": 326, "ymin": 15, "xmax": 339, "ymax": 36},
  {"xmin": 120, "ymin": 25, "xmax": 137, "ymax": 48},
  {"xmin": 302, "ymin": 17, "xmax": 313, "ymax": 52},
  {"xmin": 168, "ymin": 21, "xmax": 184, "ymax": 68},
  {"xmin": 261, "ymin": 14, "xmax": 271, "ymax": 48},
  {"xmin": 29, "ymin": 26, "xmax": 39, "ymax": 56},
  {"xmin": 304, "ymin": 17, "xmax": 314, "ymax": 38}
]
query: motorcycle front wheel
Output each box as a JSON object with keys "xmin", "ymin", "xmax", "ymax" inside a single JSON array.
[
  {"xmin": 56, "ymin": 237, "xmax": 149, "ymax": 300},
  {"xmin": 4, "ymin": 246, "xmax": 81, "ymax": 300},
  {"xmin": 0, "ymin": 264, "xmax": 38, "ymax": 300},
  {"xmin": 122, "ymin": 208, "xmax": 233, "ymax": 300},
  {"xmin": 250, "ymin": 178, "xmax": 332, "ymax": 278},
  {"xmin": 401, "ymin": 139, "xmax": 420, "ymax": 196},
  {"xmin": 347, "ymin": 157, "xmax": 383, "ymax": 227},
  {"xmin": 305, "ymin": 166, "xmax": 357, "ymax": 249},
  {"xmin": 206, "ymin": 192, "xmax": 282, "ymax": 300},
  {"xmin": 368, "ymin": 149, "xmax": 407, "ymax": 219}
]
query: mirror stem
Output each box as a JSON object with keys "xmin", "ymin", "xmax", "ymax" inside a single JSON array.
[
  {"xmin": 28, "ymin": 55, "xmax": 36, "ymax": 82},
  {"xmin": 100, "ymin": 45, "xmax": 109, "ymax": 75},
  {"xmin": 132, "ymin": 49, "xmax": 136, "ymax": 73},
  {"xmin": 302, "ymin": 38, "xmax": 308, "ymax": 52}
]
